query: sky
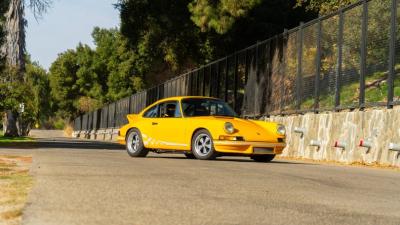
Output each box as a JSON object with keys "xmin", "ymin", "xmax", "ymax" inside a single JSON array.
[{"xmin": 26, "ymin": 0, "xmax": 120, "ymax": 70}]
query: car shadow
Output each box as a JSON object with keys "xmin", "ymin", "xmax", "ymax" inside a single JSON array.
[{"xmin": 146, "ymin": 155, "xmax": 316, "ymax": 165}]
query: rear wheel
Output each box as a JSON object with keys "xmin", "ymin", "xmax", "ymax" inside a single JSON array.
[
  {"xmin": 191, "ymin": 129, "xmax": 217, "ymax": 160},
  {"xmin": 251, "ymin": 155, "xmax": 275, "ymax": 163},
  {"xmin": 126, "ymin": 128, "xmax": 149, "ymax": 157}
]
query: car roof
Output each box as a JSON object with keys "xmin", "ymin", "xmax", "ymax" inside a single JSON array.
[
  {"xmin": 139, "ymin": 96, "xmax": 221, "ymax": 115},
  {"xmin": 156, "ymin": 96, "xmax": 220, "ymax": 102}
]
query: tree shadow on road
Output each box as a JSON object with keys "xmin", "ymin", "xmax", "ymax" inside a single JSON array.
[{"xmin": 0, "ymin": 138, "xmax": 125, "ymax": 150}]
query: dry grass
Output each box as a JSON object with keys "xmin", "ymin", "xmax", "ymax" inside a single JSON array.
[
  {"xmin": 64, "ymin": 123, "xmax": 74, "ymax": 137},
  {"xmin": 0, "ymin": 155, "xmax": 33, "ymax": 225}
]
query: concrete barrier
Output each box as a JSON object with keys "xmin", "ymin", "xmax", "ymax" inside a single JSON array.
[{"xmin": 266, "ymin": 106, "xmax": 400, "ymax": 167}]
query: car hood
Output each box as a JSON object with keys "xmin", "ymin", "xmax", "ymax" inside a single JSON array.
[{"xmin": 189, "ymin": 116, "xmax": 283, "ymax": 142}]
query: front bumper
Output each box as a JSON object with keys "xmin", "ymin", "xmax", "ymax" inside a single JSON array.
[{"xmin": 213, "ymin": 140, "xmax": 286, "ymax": 155}]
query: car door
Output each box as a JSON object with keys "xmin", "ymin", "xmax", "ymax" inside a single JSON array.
[
  {"xmin": 151, "ymin": 101, "xmax": 188, "ymax": 150},
  {"xmin": 140, "ymin": 104, "xmax": 159, "ymax": 148}
]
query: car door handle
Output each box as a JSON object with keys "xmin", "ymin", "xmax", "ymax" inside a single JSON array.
[{"xmin": 152, "ymin": 122, "xmax": 158, "ymax": 125}]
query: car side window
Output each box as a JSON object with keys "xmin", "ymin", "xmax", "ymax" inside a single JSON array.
[
  {"xmin": 159, "ymin": 101, "xmax": 181, "ymax": 118},
  {"xmin": 143, "ymin": 105, "xmax": 159, "ymax": 118}
]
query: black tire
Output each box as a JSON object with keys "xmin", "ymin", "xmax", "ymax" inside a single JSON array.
[
  {"xmin": 191, "ymin": 129, "xmax": 217, "ymax": 160},
  {"xmin": 184, "ymin": 152, "xmax": 196, "ymax": 159},
  {"xmin": 251, "ymin": 154, "xmax": 275, "ymax": 163},
  {"xmin": 126, "ymin": 128, "xmax": 149, "ymax": 157}
]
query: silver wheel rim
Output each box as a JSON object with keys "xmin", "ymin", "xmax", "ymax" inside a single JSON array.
[
  {"xmin": 194, "ymin": 134, "xmax": 212, "ymax": 157},
  {"xmin": 127, "ymin": 132, "xmax": 140, "ymax": 153}
]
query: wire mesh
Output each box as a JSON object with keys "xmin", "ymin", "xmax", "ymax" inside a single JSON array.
[
  {"xmin": 282, "ymin": 31, "xmax": 298, "ymax": 112},
  {"xmin": 235, "ymin": 51, "xmax": 247, "ymax": 114},
  {"xmin": 300, "ymin": 23, "xmax": 318, "ymax": 110},
  {"xmin": 339, "ymin": 6, "xmax": 362, "ymax": 108},
  {"xmin": 73, "ymin": 117, "xmax": 81, "ymax": 131},
  {"xmin": 268, "ymin": 35, "xmax": 285, "ymax": 114},
  {"xmin": 319, "ymin": 15, "xmax": 339, "ymax": 110},
  {"xmin": 395, "ymin": 0, "xmax": 400, "ymax": 103},
  {"xmin": 365, "ymin": 0, "xmax": 391, "ymax": 106}
]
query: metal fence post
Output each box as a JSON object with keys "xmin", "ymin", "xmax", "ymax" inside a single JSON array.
[
  {"xmin": 255, "ymin": 43, "xmax": 259, "ymax": 117},
  {"xmin": 233, "ymin": 52, "xmax": 239, "ymax": 111},
  {"xmin": 360, "ymin": 0, "xmax": 368, "ymax": 109},
  {"xmin": 296, "ymin": 23, "xmax": 304, "ymax": 111},
  {"xmin": 388, "ymin": 0, "xmax": 397, "ymax": 108},
  {"xmin": 335, "ymin": 10, "xmax": 344, "ymax": 111},
  {"xmin": 209, "ymin": 65, "xmax": 212, "ymax": 97},
  {"xmin": 216, "ymin": 61, "xmax": 220, "ymax": 98},
  {"xmin": 244, "ymin": 50, "xmax": 249, "ymax": 84},
  {"xmin": 225, "ymin": 57, "xmax": 229, "ymax": 102},
  {"xmin": 281, "ymin": 29, "xmax": 288, "ymax": 114},
  {"xmin": 314, "ymin": 21, "xmax": 322, "ymax": 113},
  {"xmin": 202, "ymin": 67, "xmax": 206, "ymax": 96}
]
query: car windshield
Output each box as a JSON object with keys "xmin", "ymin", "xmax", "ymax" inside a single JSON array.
[{"xmin": 181, "ymin": 98, "xmax": 238, "ymax": 117}]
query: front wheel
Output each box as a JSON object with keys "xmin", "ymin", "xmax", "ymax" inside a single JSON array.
[
  {"xmin": 251, "ymin": 155, "xmax": 275, "ymax": 163},
  {"xmin": 126, "ymin": 128, "xmax": 149, "ymax": 157},
  {"xmin": 191, "ymin": 129, "xmax": 217, "ymax": 160}
]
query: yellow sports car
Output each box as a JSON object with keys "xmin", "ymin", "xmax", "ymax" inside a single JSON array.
[{"xmin": 118, "ymin": 96, "xmax": 286, "ymax": 162}]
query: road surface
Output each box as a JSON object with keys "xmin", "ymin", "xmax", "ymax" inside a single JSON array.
[{"xmin": 0, "ymin": 138, "xmax": 399, "ymax": 225}]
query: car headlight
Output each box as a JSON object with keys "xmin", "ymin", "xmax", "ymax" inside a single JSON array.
[
  {"xmin": 277, "ymin": 124, "xmax": 286, "ymax": 135},
  {"xmin": 224, "ymin": 122, "xmax": 235, "ymax": 134}
]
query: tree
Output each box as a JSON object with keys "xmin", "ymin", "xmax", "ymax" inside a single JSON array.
[
  {"xmin": 1, "ymin": 0, "xmax": 52, "ymax": 136},
  {"xmin": 117, "ymin": 0, "xmax": 316, "ymax": 88},
  {"xmin": 188, "ymin": 0, "xmax": 262, "ymax": 34},
  {"xmin": 25, "ymin": 59, "xmax": 52, "ymax": 126},
  {"xmin": 48, "ymin": 27, "xmax": 143, "ymax": 120},
  {"xmin": 296, "ymin": 0, "xmax": 356, "ymax": 15},
  {"xmin": 116, "ymin": 0, "xmax": 206, "ymax": 86},
  {"xmin": 49, "ymin": 50, "xmax": 80, "ymax": 121}
]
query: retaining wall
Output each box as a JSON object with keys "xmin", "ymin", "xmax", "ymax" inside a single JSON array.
[{"xmin": 266, "ymin": 106, "xmax": 400, "ymax": 167}]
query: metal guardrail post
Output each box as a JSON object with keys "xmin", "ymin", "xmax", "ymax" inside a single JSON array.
[
  {"xmin": 296, "ymin": 23, "xmax": 304, "ymax": 111},
  {"xmin": 359, "ymin": 0, "xmax": 368, "ymax": 109},
  {"xmin": 388, "ymin": 0, "xmax": 397, "ymax": 108},
  {"xmin": 315, "ymin": 20, "xmax": 322, "ymax": 113},
  {"xmin": 335, "ymin": 11, "xmax": 344, "ymax": 111}
]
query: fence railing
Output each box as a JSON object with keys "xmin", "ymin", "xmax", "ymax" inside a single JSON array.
[{"xmin": 73, "ymin": 0, "xmax": 400, "ymax": 133}]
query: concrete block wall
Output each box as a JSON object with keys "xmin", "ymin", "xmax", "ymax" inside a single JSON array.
[{"xmin": 266, "ymin": 106, "xmax": 400, "ymax": 167}]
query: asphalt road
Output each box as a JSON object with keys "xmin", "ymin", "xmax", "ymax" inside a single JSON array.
[{"xmin": 0, "ymin": 139, "xmax": 399, "ymax": 225}]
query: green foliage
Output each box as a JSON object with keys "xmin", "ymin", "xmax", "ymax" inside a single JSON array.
[
  {"xmin": 0, "ymin": 61, "xmax": 51, "ymax": 128},
  {"xmin": 188, "ymin": 0, "xmax": 261, "ymax": 34},
  {"xmin": 25, "ymin": 59, "xmax": 53, "ymax": 125},
  {"xmin": 296, "ymin": 0, "xmax": 357, "ymax": 14},
  {"xmin": 117, "ymin": 0, "xmax": 315, "ymax": 87},
  {"xmin": 0, "ymin": 68, "xmax": 36, "ymax": 125},
  {"xmin": 49, "ymin": 27, "xmax": 144, "ymax": 120},
  {"xmin": 117, "ymin": 0, "xmax": 206, "ymax": 86},
  {"xmin": 49, "ymin": 49, "xmax": 79, "ymax": 120}
]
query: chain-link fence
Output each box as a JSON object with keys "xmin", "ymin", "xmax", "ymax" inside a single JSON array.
[{"xmin": 73, "ymin": 0, "xmax": 400, "ymax": 133}]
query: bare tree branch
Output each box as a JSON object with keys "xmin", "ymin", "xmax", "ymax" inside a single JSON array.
[{"xmin": 27, "ymin": 0, "xmax": 52, "ymax": 20}]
